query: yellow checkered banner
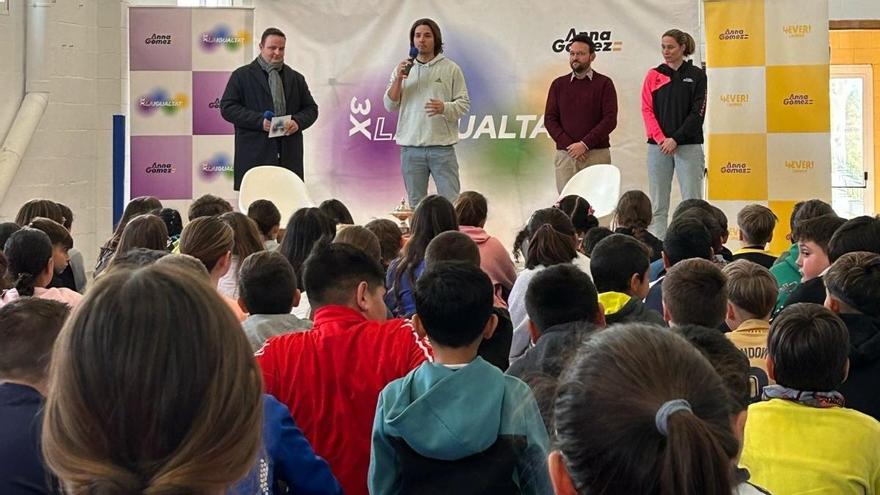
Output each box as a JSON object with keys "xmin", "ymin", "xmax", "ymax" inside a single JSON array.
[{"xmin": 704, "ymin": 0, "xmax": 829, "ymax": 254}]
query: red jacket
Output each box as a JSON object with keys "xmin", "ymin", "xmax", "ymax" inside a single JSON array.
[{"xmin": 256, "ymin": 305, "xmax": 432, "ymax": 495}]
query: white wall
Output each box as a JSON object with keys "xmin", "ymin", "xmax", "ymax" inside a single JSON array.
[
  {"xmin": 0, "ymin": 1, "xmax": 25, "ymax": 146},
  {"xmin": 0, "ymin": 0, "xmax": 124, "ymax": 273},
  {"xmin": 830, "ymin": 0, "xmax": 880, "ymax": 20}
]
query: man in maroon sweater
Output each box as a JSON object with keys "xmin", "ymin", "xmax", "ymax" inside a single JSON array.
[{"xmin": 545, "ymin": 33, "xmax": 618, "ymax": 192}]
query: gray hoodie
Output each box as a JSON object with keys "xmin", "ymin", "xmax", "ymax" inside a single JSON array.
[{"xmin": 384, "ymin": 54, "xmax": 470, "ymax": 147}]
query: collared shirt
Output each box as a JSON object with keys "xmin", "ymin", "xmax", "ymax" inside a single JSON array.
[{"xmin": 570, "ymin": 68, "xmax": 594, "ymax": 81}]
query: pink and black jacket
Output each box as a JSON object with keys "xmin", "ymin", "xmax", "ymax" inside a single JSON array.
[{"xmin": 641, "ymin": 59, "xmax": 707, "ymax": 146}]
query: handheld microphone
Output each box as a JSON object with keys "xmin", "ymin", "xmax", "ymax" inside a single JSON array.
[
  {"xmin": 402, "ymin": 46, "xmax": 419, "ymax": 76},
  {"xmin": 263, "ymin": 110, "xmax": 275, "ymax": 120}
]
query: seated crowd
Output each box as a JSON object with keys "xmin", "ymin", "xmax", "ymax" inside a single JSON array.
[{"xmin": 2, "ymin": 190, "xmax": 880, "ymax": 495}]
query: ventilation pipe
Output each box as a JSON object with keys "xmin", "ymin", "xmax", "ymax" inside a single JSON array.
[{"xmin": 0, "ymin": 0, "xmax": 53, "ymax": 202}]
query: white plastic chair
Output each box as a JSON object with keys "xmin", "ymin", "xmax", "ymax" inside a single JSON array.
[
  {"xmin": 238, "ymin": 166, "xmax": 315, "ymax": 221},
  {"xmin": 558, "ymin": 164, "xmax": 621, "ymax": 218}
]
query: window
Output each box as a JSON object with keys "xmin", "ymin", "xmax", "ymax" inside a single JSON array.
[
  {"xmin": 830, "ymin": 65, "xmax": 875, "ymax": 218},
  {"xmin": 177, "ymin": 0, "xmax": 235, "ymax": 5},
  {"xmin": 0, "ymin": 1, "xmax": 8, "ymax": 15}
]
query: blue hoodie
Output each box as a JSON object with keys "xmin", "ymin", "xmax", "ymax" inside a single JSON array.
[
  {"xmin": 369, "ymin": 357, "xmax": 551, "ymax": 495},
  {"xmin": 232, "ymin": 395, "xmax": 342, "ymax": 495}
]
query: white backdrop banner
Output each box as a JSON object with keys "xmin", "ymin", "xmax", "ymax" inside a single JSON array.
[{"xmin": 255, "ymin": 0, "xmax": 699, "ymax": 245}]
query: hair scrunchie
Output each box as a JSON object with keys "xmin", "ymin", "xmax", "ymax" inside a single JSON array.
[{"xmin": 655, "ymin": 399, "xmax": 692, "ymax": 436}]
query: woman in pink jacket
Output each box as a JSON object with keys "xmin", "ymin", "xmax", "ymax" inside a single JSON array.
[
  {"xmin": 454, "ymin": 191, "xmax": 517, "ymax": 302},
  {"xmin": 641, "ymin": 29, "xmax": 707, "ymax": 240}
]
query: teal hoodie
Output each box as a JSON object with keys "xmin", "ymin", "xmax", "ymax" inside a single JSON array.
[
  {"xmin": 369, "ymin": 357, "xmax": 551, "ymax": 495},
  {"xmin": 770, "ymin": 243, "xmax": 801, "ymax": 316}
]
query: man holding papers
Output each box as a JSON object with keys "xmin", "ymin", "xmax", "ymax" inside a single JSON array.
[{"xmin": 221, "ymin": 27, "xmax": 319, "ymax": 189}]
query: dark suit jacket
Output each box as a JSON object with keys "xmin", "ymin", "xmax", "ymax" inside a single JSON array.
[{"xmin": 221, "ymin": 58, "xmax": 318, "ymax": 188}]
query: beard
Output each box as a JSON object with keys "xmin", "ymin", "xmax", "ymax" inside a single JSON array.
[{"xmin": 570, "ymin": 61, "xmax": 589, "ymax": 74}]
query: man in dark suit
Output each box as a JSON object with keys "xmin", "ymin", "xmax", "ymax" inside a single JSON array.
[{"xmin": 221, "ymin": 27, "xmax": 319, "ymax": 189}]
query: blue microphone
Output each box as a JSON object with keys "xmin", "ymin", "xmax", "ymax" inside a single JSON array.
[
  {"xmin": 263, "ymin": 110, "xmax": 275, "ymax": 120},
  {"xmin": 402, "ymin": 46, "xmax": 419, "ymax": 76}
]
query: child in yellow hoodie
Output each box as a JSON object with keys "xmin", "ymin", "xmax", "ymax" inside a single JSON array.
[
  {"xmin": 590, "ymin": 234, "xmax": 666, "ymax": 327},
  {"xmin": 741, "ymin": 303, "xmax": 880, "ymax": 494}
]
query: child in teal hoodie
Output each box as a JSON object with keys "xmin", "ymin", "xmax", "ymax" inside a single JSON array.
[{"xmin": 369, "ymin": 262, "xmax": 551, "ymax": 495}]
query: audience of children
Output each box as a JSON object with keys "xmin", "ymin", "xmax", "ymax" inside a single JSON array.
[
  {"xmin": 94, "ymin": 195, "xmax": 162, "ymax": 274},
  {"xmin": 105, "ymin": 213, "xmax": 169, "ymax": 272},
  {"xmin": 673, "ymin": 324, "xmax": 770, "ymax": 494},
  {"xmin": 178, "ymin": 216, "xmax": 247, "ymax": 322},
  {"xmin": 679, "ymin": 205, "xmax": 730, "ymax": 264},
  {"xmin": 370, "ymin": 262, "xmax": 551, "ymax": 494},
  {"xmin": 506, "ymin": 263, "xmax": 604, "ymax": 427},
  {"xmin": 334, "ymin": 225, "xmax": 382, "ymax": 265},
  {"xmin": 106, "ymin": 247, "xmax": 169, "ymax": 271},
  {"xmin": 26, "ymin": 217, "xmax": 75, "ymax": 289},
  {"xmin": 733, "ymin": 204, "xmax": 778, "ymax": 269},
  {"xmin": 247, "ymin": 199, "xmax": 283, "ymax": 250},
  {"xmin": 710, "ymin": 205, "xmax": 735, "ymax": 261},
  {"xmin": 423, "ymin": 230, "xmax": 513, "ymax": 370},
  {"xmin": 7, "ymin": 191, "xmax": 880, "ymax": 495},
  {"xmin": 784, "ymin": 214, "xmax": 878, "ymax": 308},
  {"xmin": 722, "ymin": 259, "xmax": 777, "ymax": 402},
  {"xmin": 364, "ymin": 218, "xmax": 404, "ymax": 272},
  {"xmin": 42, "ymin": 264, "xmax": 341, "ymax": 495},
  {"xmin": 644, "ymin": 215, "xmax": 713, "ymax": 314},
  {"xmin": 14, "ymin": 199, "xmax": 64, "ymax": 226},
  {"xmin": 187, "ymin": 193, "xmax": 233, "ymax": 221},
  {"xmin": 590, "ymin": 233, "xmax": 666, "ymax": 326},
  {"xmin": 385, "ymin": 195, "xmax": 459, "ymax": 317},
  {"xmin": 1, "ymin": 228, "xmax": 82, "ymax": 308},
  {"xmin": 455, "ymin": 191, "xmax": 518, "ymax": 300},
  {"xmin": 319, "ymin": 198, "xmax": 356, "ymax": 228},
  {"xmin": 509, "ymin": 207, "xmax": 591, "ymax": 362},
  {"xmin": 256, "ymin": 241, "xmax": 432, "ymax": 495},
  {"xmin": 238, "ymin": 250, "xmax": 312, "ymax": 352},
  {"xmin": 217, "ymin": 211, "xmax": 265, "ymax": 299},
  {"xmin": 580, "ymin": 225, "xmax": 613, "ymax": 256},
  {"xmin": 53, "ymin": 203, "xmax": 86, "ymax": 293},
  {"xmin": 770, "ymin": 199, "xmax": 836, "ymax": 311},
  {"xmin": 740, "ymin": 303, "xmax": 880, "ymax": 494},
  {"xmin": 278, "ymin": 207, "xmax": 336, "ymax": 319},
  {"xmin": 551, "ymin": 323, "xmax": 741, "ymax": 495},
  {"xmin": 824, "ymin": 251, "xmax": 880, "ymax": 420},
  {"xmin": 554, "ymin": 194, "xmax": 598, "ymax": 247},
  {"xmin": 0, "ymin": 298, "xmax": 68, "ymax": 494},
  {"xmin": 661, "ymin": 257, "xmax": 728, "ymax": 328},
  {"xmin": 612, "ymin": 189, "xmax": 664, "ymax": 261},
  {"xmin": 153, "ymin": 207, "xmax": 184, "ymax": 244}
]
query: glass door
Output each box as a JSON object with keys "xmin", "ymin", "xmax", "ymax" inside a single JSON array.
[{"xmin": 830, "ymin": 65, "xmax": 874, "ymax": 218}]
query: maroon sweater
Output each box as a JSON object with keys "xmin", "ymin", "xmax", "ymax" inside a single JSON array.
[{"xmin": 544, "ymin": 70, "xmax": 618, "ymax": 150}]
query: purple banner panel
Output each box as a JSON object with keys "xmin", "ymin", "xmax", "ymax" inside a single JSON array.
[
  {"xmin": 192, "ymin": 135, "xmax": 235, "ymax": 200},
  {"xmin": 130, "ymin": 136, "xmax": 193, "ymax": 200},
  {"xmin": 192, "ymin": 71, "xmax": 234, "ymax": 135},
  {"xmin": 129, "ymin": 8, "xmax": 192, "ymax": 71}
]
